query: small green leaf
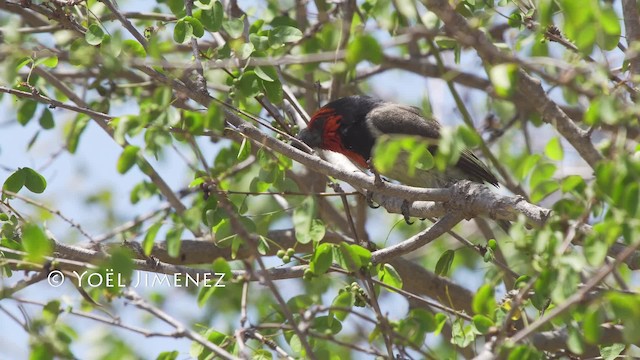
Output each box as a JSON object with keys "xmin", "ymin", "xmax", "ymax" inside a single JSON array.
[
  {"xmin": 434, "ymin": 249, "xmax": 455, "ymax": 276},
  {"xmin": 338, "ymin": 243, "xmax": 371, "ymax": 271},
  {"xmin": 346, "ymin": 34, "xmax": 383, "ymax": 65},
  {"xmin": 122, "ymin": 39, "xmax": 147, "ymax": 58},
  {"xmin": 85, "ymin": 24, "xmax": 105, "ymax": 45},
  {"xmin": 201, "ymin": 1, "xmax": 223, "ymax": 31},
  {"xmin": 269, "ymin": 25, "xmax": 302, "ymax": 48},
  {"xmin": 567, "ymin": 324, "xmax": 585, "ymax": 355},
  {"xmin": 223, "ymin": 17, "xmax": 245, "ymax": 39},
  {"xmin": 254, "ymin": 66, "xmax": 278, "ymax": 82},
  {"xmin": 23, "ymin": 167, "xmax": 47, "ymax": 193},
  {"xmin": 174, "ymin": 19, "xmax": 193, "ymax": 43},
  {"xmin": 166, "ymin": 225, "xmax": 184, "ymax": 258},
  {"xmin": 489, "ymin": 63, "xmax": 518, "ymax": 97},
  {"xmin": 472, "ymin": 284, "xmax": 496, "ymax": 316},
  {"xmin": 260, "ymin": 78, "xmax": 284, "ymax": 104},
  {"xmin": 309, "ymin": 243, "xmax": 333, "ymax": 275},
  {"xmin": 42, "ymin": 300, "xmax": 61, "ymax": 323},
  {"xmin": 544, "ymin": 137, "xmax": 564, "ymax": 161},
  {"xmin": 378, "ymin": 263, "xmax": 403, "ymax": 290},
  {"xmin": 117, "ymin": 145, "xmax": 140, "ymax": 174},
  {"xmin": 3, "ymin": 168, "xmax": 26, "ymax": 194},
  {"xmin": 330, "ymin": 291, "xmax": 353, "ymax": 321},
  {"xmin": 167, "ymin": 0, "xmax": 186, "ymax": 17},
  {"xmin": 583, "ymin": 306, "xmax": 602, "ymax": 344},
  {"xmin": 37, "ymin": 56, "xmax": 58, "ymax": 68},
  {"xmin": 293, "ymin": 197, "xmax": 316, "ymax": 244},
  {"xmin": 473, "ymin": 314, "xmax": 494, "ymax": 334},
  {"xmin": 184, "ymin": 16, "xmax": 205, "ymax": 37},
  {"xmin": 237, "ymin": 138, "xmax": 251, "ymax": 161},
  {"xmin": 205, "ymin": 104, "xmax": 224, "ymax": 131},
  {"xmin": 600, "ymin": 344, "xmax": 625, "ymax": 360},
  {"xmin": 17, "ymin": 100, "xmax": 37, "ymax": 125},
  {"xmin": 39, "ymin": 108, "xmax": 54, "ymax": 129},
  {"xmin": 142, "ymin": 223, "xmax": 162, "ymax": 256},
  {"xmin": 22, "ymin": 223, "xmax": 52, "ymax": 263},
  {"xmin": 234, "ymin": 42, "xmax": 254, "ymax": 60}
]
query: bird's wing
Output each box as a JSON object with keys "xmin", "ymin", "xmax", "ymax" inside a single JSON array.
[
  {"xmin": 364, "ymin": 103, "xmax": 440, "ymax": 139},
  {"xmin": 365, "ymin": 102, "xmax": 499, "ymax": 187}
]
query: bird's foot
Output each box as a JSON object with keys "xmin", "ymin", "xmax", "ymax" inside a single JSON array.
[
  {"xmin": 365, "ymin": 190, "xmax": 380, "ymax": 209},
  {"xmin": 367, "ymin": 159, "xmax": 384, "ymax": 187},
  {"xmin": 401, "ymin": 200, "xmax": 413, "ymax": 225}
]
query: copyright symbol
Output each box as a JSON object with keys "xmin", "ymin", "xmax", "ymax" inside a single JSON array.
[{"xmin": 48, "ymin": 270, "xmax": 64, "ymax": 287}]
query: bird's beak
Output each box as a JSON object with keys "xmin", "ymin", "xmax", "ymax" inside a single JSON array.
[{"xmin": 294, "ymin": 128, "xmax": 322, "ymax": 149}]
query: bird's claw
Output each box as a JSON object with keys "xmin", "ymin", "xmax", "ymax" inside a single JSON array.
[
  {"xmin": 367, "ymin": 159, "xmax": 384, "ymax": 187},
  {"xmin": 401, "ymin": 200, "xmax": 413, "ymax": 225},
  {"xmin": 365, "ymin": 190, "xmax": 380, "ymax": 209}
]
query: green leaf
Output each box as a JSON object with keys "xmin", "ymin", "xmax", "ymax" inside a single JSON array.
[
  {"xmin": 254, "ymin": 66, "xmax": 278, "ymax": 82},
  {"xmin": 184, "ymin": 16, "xmax": 205, "ymax": 38},
  {"xmin": 166, "ymin": 225, "xmax": 184, "ymax": 258},
  {"xmin": 507, "ymin": 345, "xmax": 543, "ymax": 360},
  {"xmin": 293, "ymin": 197, "xmax": 316, "ymax": 244},
  {"xmin": 142, "ymin": 223, "xmax": 162, "ymax": 256},
  {"xmin": 42, "ymin": 300, "xmax": 61, "ymax": 323},
  {"xmin": 433, "ymin": 313, "xmax": 447, "ymax": 336},
  {"xmin": 456, "ymin": 125, "xmax": 481, "ymax": 148},
  {"xmin": 330, "ymin": 291, "xmax": 353, "ymax": 321},
  {"xmin": 597, "ymin": 7, "xmax": 621, "ymax": 50},
  {"xmin": 600, "ymin": 344, "xmax": 625, "ymax": 360},
  {"xmin": 17, "ymin": 100, "xmax": 37, "ymax": 125},
  {"xmin": 167, "ymin": 0, "xmax": 186, "ymax": 17},
  {"xmin": 567, "ymin": 324, "xmax": 585, "ymax": 355},
  {"xmin": 309, "ymin": 243, "xmax": 333, "ymax": 275},
  {"xmin": 561, "ymin": 175, "xmax": 586, "ymax": 193},
  {"xmin": 450, "ymin": 318, "xmax": 476, "ymax": 348},
  {"xmin": 85, "ymin": 24, "xmax": 105, "ymax": 45},
  {"xmin": 157, "ymin": 351, "xmax": 179, "ymax": 360},
  {"xmin": 200, "ymin": 1, "xmax": 223, "ymax": 31},
  {"xmin": 23, "ymin": 167, "xmax": 47, "ymax": 193},
  {"xmin": 223, "ymin": 17, "xmax": 245, "ymax": 39},
  {"xmin": 234, "ymin": 42, "xmax": 254, "ymax": 60},
  {"xmin": 346, "ymin": 35, "xmax": 383, "ymax": 65},
  {"xmin": 204, "ymin": 104, "xmax": 225, "ymax": 131},
  {"xmin": 583, "ymin": 233, "xmax": 607, "ymax": 266},
  {"xmin": 608, "ymin": 293, "xmax": 640, "ymax": 343},
  {"xmin": 37, "ymin": 56, "xmax": 58, "ymax": 68},
  {"xmin": 249, "ymin": 33, "xmax": 270, "ymax": 51},
  {"xmin": 122, "ymin": 40, "xmax": 147, "ymax": 58},
  {"xmin": 583, "ymin": 306, "xmax": 602, "ymax": 344},
  {"xmin": 287, "ymin": 294, "xmax": 314, "ymax": 313},
  {"xmin": 39, "ymin": 108, "xmax": 54, "ymax": 129},
  {"xmin": 174, "ymin": 19, "xmax": 193, "ymax": 44},
  {"xmin": 338, "ymin": 243, "xmax": 371, "ymax": 272},
  {"xmin": 3, "ymin": 168, "xmax": 26, "ymax": 194},
  {"xmin": 67, "ymin": 115, "xmax": 90, "ymax": 153},
  {"xmin": 472, "ymin": 284, "xmax": 496, "ymax": 316},
  {"xmin": 544, "ymin": 137, "xmax": 564, "ymax": 161},
  {"xmin": 260, "ymin": 78, "xmax": 284, "ymax": 104},
  {"xmin": 397, "ymin": 309, "xmax": 435, "ymax": 346},
  {"xmin": 378, "ymin": 263, "xmax": 403, "ymax": 290},
  {"xmin": 434, "ymin": 249, "xmax": 455, "ymax": 276},
  {"xmin": 269, "ymin": 26, "xmax": 303, "ymax": 48},
  {"xmin": 473, "ymin": 314, "xmax": 494, "ymax": 334},
  {"xmin": 489, "ymin": 63, "xmax": 518, "ymax": 97},
  {"xmin": 237, "ymin": 138, "xmax": 251, "ymax": 161},
  {"xmin": 117, "ymin": 145, "xmax": 140, "ymax": 174},
  {"xmin": 22, "ymin": 223, "xmax": 52, "ymax": 263}
]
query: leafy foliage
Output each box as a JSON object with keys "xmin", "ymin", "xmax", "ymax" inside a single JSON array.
[{"xmin": 1, "ymin": 0, "xmax": 640, "ymax": 359}]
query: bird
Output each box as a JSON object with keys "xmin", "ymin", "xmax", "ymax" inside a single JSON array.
[{"xmin": 296, "ymin": 95, "xmax": 499, "ymax": 190}]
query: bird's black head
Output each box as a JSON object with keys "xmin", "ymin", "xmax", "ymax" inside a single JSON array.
[{"xmin": 295, "ymin": 96, "xmax": 382, "ymax": 166}]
